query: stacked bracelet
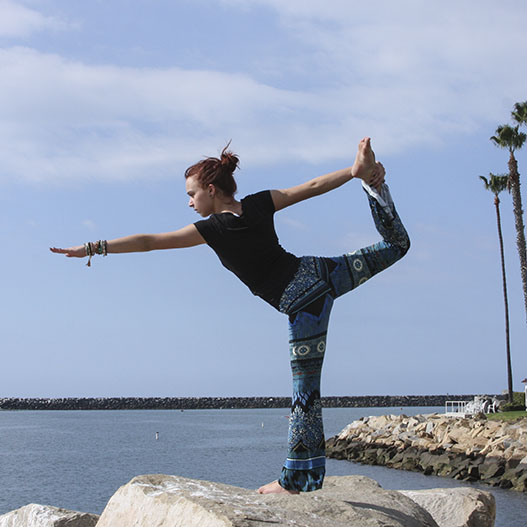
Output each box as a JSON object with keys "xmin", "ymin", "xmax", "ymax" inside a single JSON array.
[
  {"xmin": 84, "ymin": 242, "xmax": 93, "ymax": 267},
  {"xmin": 84, "ymin": 240, "xmax": 108, "ymax": 267}
]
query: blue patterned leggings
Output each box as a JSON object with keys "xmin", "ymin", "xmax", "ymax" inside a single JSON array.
[{"xmin": 277, "ymin": 186, "xmax": 410, "ymax": 492}]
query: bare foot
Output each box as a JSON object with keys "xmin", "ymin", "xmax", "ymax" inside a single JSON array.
[
  {"xmin": 351, "ymin": 137, "xmax": 377, "ymax": 182},
  {"xmin": 257, "ymin": 480, "xmax": 300, "ymax": 495}
]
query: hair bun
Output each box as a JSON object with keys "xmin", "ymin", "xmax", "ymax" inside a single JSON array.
[{"xmin": 220, "ymin": 145, "xmax": 239, "ymax": 174}]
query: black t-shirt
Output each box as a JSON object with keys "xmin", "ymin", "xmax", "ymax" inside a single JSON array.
[{"xmin": 194, "ymin": 190, "xmax": 300, "ymax": 309}]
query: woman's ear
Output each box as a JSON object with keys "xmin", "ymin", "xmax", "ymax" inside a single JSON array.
[{"xmin": 208, "ymin": 184, "xmax": 216, "ymax": 198}]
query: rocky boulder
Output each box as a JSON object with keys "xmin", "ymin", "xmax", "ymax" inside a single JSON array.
[
  {"xmin": 400, "ymin": 488, "xmax": 495, "ymax": 527},
  {"xmin": 0, "ymin": 504, "xmax": 98, "ymax": 527},
  {"xmin": 0, "ymin": 475, "xmax": 496, "ymax": 527},
  {"xmin": 96, "ymin": 474, "xmax": 440, "ymax": 527}
]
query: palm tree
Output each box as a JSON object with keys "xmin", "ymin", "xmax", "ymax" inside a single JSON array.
[
  {"xmin": 490, "ymin": 124, "xmax": 527, "ymax": 324},
  {"xmin": 512, "ymin": 101, "xmax": 527, "ymax": 126},
  {"xmin": 480, "ymin": 173, "xmax": 513, "ymax": 403}
]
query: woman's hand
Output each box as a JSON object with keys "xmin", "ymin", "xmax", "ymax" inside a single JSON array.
[
  {"xmin": 369, "ymin": 161, "xmax": 386, "ymax": 191},
  {"xmin": 49, "ymin": 245, "xmax": 86, "ymax": 258}
]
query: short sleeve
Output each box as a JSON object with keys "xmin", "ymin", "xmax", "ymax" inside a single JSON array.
[
  {"xmin": 194, "ymin": 217, "xmax": 219, "ymax": 244},
  {"xmin": 242, "ymin": 190, "xmax": 275, "ymax": 215}
]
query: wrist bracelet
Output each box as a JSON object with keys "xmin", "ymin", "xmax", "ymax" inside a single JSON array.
[
  {"xmin": 84, "ymin": 240, "xmax": 108, "ymax": 267},
  {"xmin": 85, "ymin": 242, "xmax": 93, "ymax": 267}
]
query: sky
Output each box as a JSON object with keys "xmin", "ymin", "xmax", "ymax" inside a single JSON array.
[{"xmin": 1, "ymin": 0, "xmax": 527, "ymax": 398}]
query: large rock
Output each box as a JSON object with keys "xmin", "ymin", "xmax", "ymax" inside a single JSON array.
[
  {"xmin": 96, "ymin": 474, "xmax": 439, "ymax": 527},
  {"xmin": 400, "ymin": 488, "xmax": 495, "ymax": 527},
  {"xmin": 0, "ymin": 504, "xmax": 98, "ymax": 527}
]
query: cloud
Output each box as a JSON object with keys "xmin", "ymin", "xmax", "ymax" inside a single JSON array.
[
  {"xmin": 276, "ymin": 216, "xmax": 308, "ymax": 231},
  {"xmin": 0, "ymin": 46, "xmax": 323, "ymax": 183},
  {"xmin": 1, "ymin": 1, "xmax": 526, "ymax": 184},
  {"xmin": 82, "ymin": 219, "xmax": 96, "ymax": 230},
  {"xmin": 0, "ymin": 0, "xmax": 69, "ymax": 37},
  {"xmin": 222, "ymin": 0, "xmax": 527, "ymax": 125}
]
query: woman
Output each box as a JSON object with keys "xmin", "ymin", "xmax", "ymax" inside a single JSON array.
[{"xmin": 51, "ymin": 137, "xmax": 409, "ymax": 494}]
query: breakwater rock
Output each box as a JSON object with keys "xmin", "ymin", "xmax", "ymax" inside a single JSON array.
[
  {"xmin": 0, "ymin": 474, "xmax": 496, "ymax": 527},
  {"xmin": 326, "ymin": 413, "xmax": 527, "ymax": 492},
  {"xmin": 0, "ymin": 394, "xmax": 479, "ymax": 411},
  {"xmin": 0, "ymin": 504, "xmax": 98, "ymax": 527}
]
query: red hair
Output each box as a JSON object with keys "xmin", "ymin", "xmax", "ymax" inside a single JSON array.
[{"xmin": 185, "ymin": 144, "xmax": 239, "ymax": 197}]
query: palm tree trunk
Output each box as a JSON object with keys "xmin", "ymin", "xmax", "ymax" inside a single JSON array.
[
  {"xmin": 495, "ymin": 196, "xmax": 513, "ymax": 403},
  {"xmin": 508, "ymin": 151, "xmax": 527, "ymax": 324}
]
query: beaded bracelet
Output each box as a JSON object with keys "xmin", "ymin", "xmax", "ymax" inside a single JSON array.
[
  {"xmin": 85, "ymin": 240, "xmax": 108, "ymax": 267},
  {"xmin": 85, "ymin": 242, "xmax": 93, "ymax": 267}
]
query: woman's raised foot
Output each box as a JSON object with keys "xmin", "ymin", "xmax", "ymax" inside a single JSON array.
[
  {"xmin": 351, "ymin": 137, "xmax": 377, "ymax": 182},
  {"xmin": 257, "ymin": 480, "xmax": 300, "ymax": 495}
]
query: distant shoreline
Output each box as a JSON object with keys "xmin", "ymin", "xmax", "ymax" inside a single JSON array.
[{"xmin": 0, "ymin": 394, "xmax": 485, "ymax": 410}]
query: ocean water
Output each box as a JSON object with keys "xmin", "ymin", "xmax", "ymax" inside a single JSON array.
[{"xmin": 0, "ymin": 407, "xmax": 525, "ymax": 526}]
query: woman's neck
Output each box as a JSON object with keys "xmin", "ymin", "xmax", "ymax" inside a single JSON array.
[{"xmin": 213, "ymin": 195, "xmax": 242, "ymax": 215}]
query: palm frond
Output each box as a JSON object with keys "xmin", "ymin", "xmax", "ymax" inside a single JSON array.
[
  {"xmin": 479, "ymin": 175, "xmax": 489, "ymax": 189},
  {"xmin": 491, "ymin": 124, "xmax": 526, "ymax": 152},
  {"xmin": 480, "ymin": 173, "xmax": 509, "ymax": 196},
  {"xmin": 512, "ymin": 101, "xmax": 527, "ymax": 125}
]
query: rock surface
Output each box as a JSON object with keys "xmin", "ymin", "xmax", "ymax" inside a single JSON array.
[
  {"xmin": 0, "ymin": 504, "xmax": 98, "ymax": 527},
  {"xmin": 0, "ymin": 475, "xmax": 496, "ymax": 527},
  {"xmin": 399, "ymin": 488, "xmax": 495, "ymax": 527},
  {"xmin": 327, "ymin": 413, "xmax": 527, "ymax": 491},
  {"xmin": 96, "ymin": 474, "xmax": 440, "ymax": 527}
]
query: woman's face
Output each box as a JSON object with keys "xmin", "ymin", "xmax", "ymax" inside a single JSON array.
[{"xmin": 186, "ymin": 175, "xmax": 214, "ymax": 217}]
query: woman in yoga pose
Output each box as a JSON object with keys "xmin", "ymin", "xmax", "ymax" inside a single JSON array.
[{"xmin": 51, "ymin": 137, "xmax": 409, "ymax": 494}]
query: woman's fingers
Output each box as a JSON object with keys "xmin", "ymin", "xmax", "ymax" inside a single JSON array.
[
  {"xmin": 371, "ymin": 162, "xmax": 386, "ymax": 190},
  {"xmin": 373, "ymin": 162, "xmax": 385, "ymax": 178},
  {"xmin": 49, "ymin": 246, "xmax": 85, "ymax": 258},
  {"xmin": 50, "ymin": 247, "xmax": 72, "ymax": 254},
  {"xmin": 363, "ymin": 162, "xmax": 385, "ymax": 187}
]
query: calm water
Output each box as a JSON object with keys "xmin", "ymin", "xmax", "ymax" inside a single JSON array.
[{"xmin": 0, "ymin": 407, "xmax": 525, "ymax": 526}]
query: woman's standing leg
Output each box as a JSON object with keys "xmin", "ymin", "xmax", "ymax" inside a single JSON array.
[{"xmin": 278, "ymin": 289, "xmax": 334, "ymax": 492}]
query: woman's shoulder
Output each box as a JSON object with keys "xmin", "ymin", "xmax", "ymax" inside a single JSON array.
[{"xmin": 242, "ymin": 190, "xmax": 274, "ymax": 212}]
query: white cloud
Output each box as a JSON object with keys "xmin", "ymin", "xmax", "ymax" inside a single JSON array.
[
  {"xmin": 0, "ymin": 46, "xmax": 322, "ymax": 183},
  {"xmin": 276, "ymin": 216, "xmax": 308, "ymax": 231},
  {"xmin": 0, "ymin": 0, "xmax": 68, "ymax": 37},
  {"xmin": 0, "ymin": 1, "xmax": 526, "ymax": 184},
  {"xmin": 82, "ymin": 219, "xmax": 96, "ymax": 230},
  {"xmin": 223, "ymin": 0, "xmax": 527, "ymax": 124}
]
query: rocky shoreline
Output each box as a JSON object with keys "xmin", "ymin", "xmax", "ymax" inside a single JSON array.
[
  {"xmin": 0, "ymin": 474, "xmax": 496, "ymax": 527},
  {"xmin": 326, "ymin": 413, "xmax": 527, "ymax": 492},
  {"xmin": 0, "ymin": 394, "xmax": 479, "ymax": 410}
]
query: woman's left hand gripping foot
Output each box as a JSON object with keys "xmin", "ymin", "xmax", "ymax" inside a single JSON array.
[{"xmin": 369, "ymin": 161, "xmax": 386, "ymax": 191}]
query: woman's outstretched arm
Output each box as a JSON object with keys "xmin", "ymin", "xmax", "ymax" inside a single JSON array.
[
  {"xmin": 271, "ymin": 137, "xmax": 383, "ymax": 212},
  {"xmin": 50, "ymin": 224, "xmax": 205, "ymax": 260}
]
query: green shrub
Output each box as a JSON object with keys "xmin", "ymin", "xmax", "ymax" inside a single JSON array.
[
  {"xmin": 500, "ymin": 391, "xmax": 525, "ymax": 412},
  {"xmin": 501, "ymin": 403, "xmax": 525, "ymax": 411},
  {"xmin": 513, "ymin": 391, "xmax": 526, "ymax": 405},
  {"xmin": 487, "ymin": 410, "xmax": 527, "ymax": 421}
]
